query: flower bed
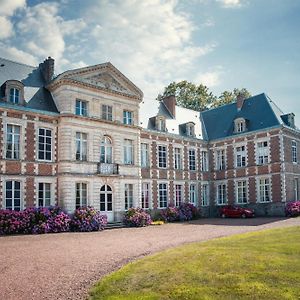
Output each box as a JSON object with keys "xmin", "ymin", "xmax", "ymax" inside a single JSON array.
[
  {"xmin": 0, "ymin": 206, "xmax": 107, "ymax": 235},
  {"xmin": 285, "ymin": 201, "xmax": 300, "ymax": 217},
  {"xmin": 160, "ymin": 203, "xmax": 200, "ymax": 222},
  {"xmin": 124, "ymin": 208, "xmax": 152, "ymax": 227}
]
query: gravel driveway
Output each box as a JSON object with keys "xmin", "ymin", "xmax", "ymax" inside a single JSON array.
[{"xmin": 0, "ymin": 217, "xmax": 299, "ymax": 300}]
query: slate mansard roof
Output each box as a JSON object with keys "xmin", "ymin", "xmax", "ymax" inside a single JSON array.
[{"xmin": 0, "ymin": 57, "xmax": 58, "ymax": 114}]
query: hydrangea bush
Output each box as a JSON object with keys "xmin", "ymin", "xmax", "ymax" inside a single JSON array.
[
  {"xmin": 160, "ymin": 203, "xmax": 200, "ymax": 222},
  {"xmin": 160, "ymin": 206, "xmax": 179, "ymax": 222},
  {"xmin": 285, "ymin": 201, "xmax": 300, "ymax": 217},
  {"xmin": 70, "ymin": 206, "xmax": 107, "ymax": 232},
  {"xmin": 124, "ymin": 207, "xmax": 152, "ymax": 227}
]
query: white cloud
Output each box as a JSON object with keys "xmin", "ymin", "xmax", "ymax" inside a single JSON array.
[
  {"xmin": 195, "ymin": 67, "xmax": 223, "ymax": 87},
  {"xmin": 85, "ymin": 0, "xmax": 216, "ymax": 99},
  {"xmin": 0, "ymin": 16, "xmax": 13, "ymax": 39},
  {"xmin": 0, "ymin": 0, "xmax": 26, "ymax": 16},
  {"xmin": 217, "ymin": 0, "xmax": 243, "ymax": 8}
]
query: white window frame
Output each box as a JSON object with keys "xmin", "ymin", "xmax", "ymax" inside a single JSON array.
[
  {"xmin": 101, "ymin": 104, "xmax": 113, "ymax": 121},
  {"xmin": 38, "ymin": 182, "xmax": 51, "ymax": 207},
  {"xmin": 201, "ymin": 150, "xmax": 209, "ymax": 172},
  {"xmin": 257, "ymin": 140, "xmax": 269, "ymax": 165},
  {"xmin": 234, "ymin": 118, "xmax": 246, "ymax": 133},
  {"xmin": 235, "ymin": 145, "xmax": 246, "ymax": 168},
  {"xmin": 174, "ymin": 147, "xmax": 182, "ymax": 170},
  {"xmin": 189, "ymin": 183, "xmax": 197, "ymax": 206},
  {"xmin": 124, "ymin": 139, "xmax": 134, "ymax": 165},
  {"xmin": 158, "ymin": 183, "xmax": 168, "ymax": 208},
  {"xmin": 141, "ymin": 143, "xmax": 149, "ymax": 168},
  {"xmin": 100, "ymin": 136, "xmax": 113, "ymax": 164},
  {"xmin": 6, "ymin": 124, "xmax": 21, "ymax": 160},
  {"xmin": 201, "ymin": 183, "xmax": 209, "ymax": 206},
  {"xmin": 125, "ymin": 183, "xmax": 134, "ymax": 210},
  {"xmin": 189, "ymin": 148, "xmax": 196, "ymax": 171},
  {"xmin": 236, "ymin": 180, "xmax": 248, "ymax": 204},
  {"xmin": 123, "ymin": 110, "xmax": 133, "ymax": 125},
  {"xmin": 75, "ymin": 99, "xmax": 88, "ymax": 116},
  {"xmin": 157, "ymin": 117, "xmax": 166, "ymax": 131},
  {"xmin": 76, "ymin": 132, "xmax": 87, "ymax": 161},
  {"xmin": 186, "ymin": 123, "xmax": 195, "ymax": 137},
  {"xmin": 175, "ymin": 184, "xmax": 183, "ymax": 207},
  {"xmin": 141, "ymin": 182, "xmax": 151, "ymax": 209},
  {"xmin": 158, "ymin": 145, "xmax": 167, "ymax": 168},
  {"xmin": 216, "ymin": 183, "xmax": 227, "ymax": 205},
  {"xmin": 9, "ymin": 88, "xmax": 20, "ymax": 104},
  {"xmin": 257, "ymin": 177, "xmax": 271, "ymax": 203},
  {"xmin": 76, "ymin": 182, "xmax": 87, "ymax": 209},
  {"xmin": 294, "ymin": 178, "xmax": 299, "ymax": 200},
  {"xmin": 4, "ymin": 180, "xmax": 22, "ymax": 210},
  {"xmin": 216, "ymin": 149, "xmax": 225, "ymax": 170},
  {"xmin": 292, "ymin": 140, "xmax": 297, "ymax": 163},
  {"xmin": 38, "ymin": 128, "xmax": 52, "ymax": 161}
]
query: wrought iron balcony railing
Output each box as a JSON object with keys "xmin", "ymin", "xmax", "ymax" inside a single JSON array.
[{"xmin": 97, "ymin": 163, "xmax": 119, "ymax": 175}]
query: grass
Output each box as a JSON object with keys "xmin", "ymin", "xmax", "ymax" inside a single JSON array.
[{"xmin": 89, "ymin": 226, "xmax": 300, "ymax": 300}]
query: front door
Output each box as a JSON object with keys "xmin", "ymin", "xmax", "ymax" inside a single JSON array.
[{"xmin": 100, "ymin": 185, "xmax": 114, "ymax": 222}]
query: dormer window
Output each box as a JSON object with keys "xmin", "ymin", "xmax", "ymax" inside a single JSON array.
[
  {"xmin": 234, "ymin": 118, "xmax": 247, "ymax": 133},
  {"xmin": 186, "ymin": 123, "xmax": 195, "ymax": 137},
  {"xmin": 9, "ymin": 88, "xmax": 20, "ymax": 104},
  {"xmin": 156, "ymin": 117, "xmax": 166, "ymax": 131}
]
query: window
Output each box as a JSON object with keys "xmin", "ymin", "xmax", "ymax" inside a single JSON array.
[
  {"xmin": 174, "ymin": 148, "xmax": 182, "ymax": 170},
  {"xmin": 141, "ymin": 143, "xmax": 149, "ymax": 168},
  {"xmin": 158, "ymin": 145, "xmax": 167, "ymax": 168},
  {"xmin": 236, "ymin": 145, "xmax": 246, "ymax": 167},
  {"xmin": 175, "ymin": 184, "xmax": 183, "ymax": 207},
  {"xmin": 9, "ymin": 88, "xmax": 20, "ymax": 104},
  {"xmin": 76, "ymin": 183, "xmax": 87, "ymax": 209},
  {"xmin": 189, "ymin": 149, "xmax": 196, "ymax": 171},
  {"xmin": 258, "ymin": 178, "xmax": 271, "ymax": 203},
  {"xmin": 217, "ymin": 183, "xmax": 227, "ymax": 205},
  {"xmin": 102, "ymin": 105, "xmax": 112, "ymax": 121},
  {"xmin": 123, "ymin": 110, "xmax": 133, "ymax": 125},
  {"xmin": 142, "ymin": 183, "xmax": 150, "ymax": 209},
  {"xmin": 75, "ymin": 99, "xmax": 87, "ymax": 116},
  {"xmin": 234, "ymin": 118, "xmax": 246, "ymax": 133},
  {"xmin": 186, "ymin": 124, "xmax": 195, "ymax": 137},
  {"xmin": 294, "ymin": 178, "xmax": 299, "ymax": 200},
  {"xmin": 100, "ymin": 185, "xmax": 112, "ymax": 212},
  {"xmin": 76, "ymin": 132, "xmax": 87, "ymax": 161},
  {"xmin": 201, "ymin": 150, "xmax": 209, "ymax": 171},
  {"xmin": 202, "ymin": 184, "xmax": 209, "ymax": 206},
  {"xmin": 5, "ymin": 181, "xmax": 21, "ymax": 210},
  {"xmin": 236, "ymin": 181, "xmax": 247, "ymax": 204},
  {"xmin": 124, "ymin": 139, "xmax": 134, "ymax": 164},
  {"xmin": 38, "ymin": 128, "xmax": 52, "ymax": 161},
  {"xmin": 157, "ymin": 117, "xmax": 166, "ymax": 131},
  {"xmin": 125, "ymin": 184, "xmax": 133, "ymax": 210},
  {"xmin": 100, "ymin": 136, "xmax": 112, "ymax": 163},
  {"xmin": 257, "ymin": 141, "xmax": 269, "ymax": 165},
  {"xmin": 189, "ymin": 184, "xmax": 197, "ymax": 205},
  {"xmin": 216, "ymin": 149, "xmax": 225, "ymax": 170},
  {"xmin": 38, "ymin": 183, "xmax": 51, "ymax": 207},
  {"xmin": 158, "ymin": 183, "xmax": 168, "ymax": 208},
  {"xmin": 292, "ymin": 141, "xmax": 297, "ymax": 163},
  {"xmin": 6, "ymin": 124, "xmax": 20, "ymax": 159}
]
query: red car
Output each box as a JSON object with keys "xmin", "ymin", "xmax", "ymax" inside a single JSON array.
[{"xmin": 219, "ymin": 205, "xmax": 255, "ymax": 218}]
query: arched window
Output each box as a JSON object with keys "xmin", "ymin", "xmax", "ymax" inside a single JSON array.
[
  {"xmin": 100, "ymin": 136, "xmax": 112, "ymax": 163},
  {"xmin": 9, "ymin": 88, "xmax": 20, "ymax": 104}
]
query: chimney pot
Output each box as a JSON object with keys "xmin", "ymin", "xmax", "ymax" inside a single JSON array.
[{"xmin": 40, "ymin": 57, "xmax": 55, "ymax": 84}]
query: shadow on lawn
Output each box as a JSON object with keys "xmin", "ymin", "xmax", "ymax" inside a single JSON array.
[{"xmin": 183, "ymin": 217, "xmax": 288, "ymax": 227}]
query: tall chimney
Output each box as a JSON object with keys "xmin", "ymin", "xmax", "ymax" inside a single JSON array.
[
  {"xmin": 236, "ymin": 93, "xmax": 245, "ymax": 111},
  {"xmin": 162, "ymin": 95, "xmax": 176, "ymax": 118},
  {"xmin": 39, "ymin": 57, "xmax": 55, "ymax": 84}
]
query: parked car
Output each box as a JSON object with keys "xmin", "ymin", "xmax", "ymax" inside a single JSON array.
[{"xmin": 219, "ymin": 205, "xmax": 255, "ymax": 218}]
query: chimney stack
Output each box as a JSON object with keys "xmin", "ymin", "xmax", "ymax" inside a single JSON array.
[
  {"xmin": 162, "ymin": 95, "xmax": 176, "ymax": 118},
  {"xmin": 39, "ymin": 57, "xmax": 54, "ymax": 84},
  {"xmin": 236, "ymin": 93, "xmax": 245, "ymax": 111}
]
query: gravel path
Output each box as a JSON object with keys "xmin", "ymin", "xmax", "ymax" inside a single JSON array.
[{"xmin": 0, "ymin": 217, "xmax": 299, "ymax": 300}]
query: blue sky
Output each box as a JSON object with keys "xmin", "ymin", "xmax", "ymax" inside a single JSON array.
[{"xmin": 0, "ymin": 0, "xmax": 299, "ymax": 124}]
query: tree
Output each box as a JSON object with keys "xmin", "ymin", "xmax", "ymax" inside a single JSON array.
[
  {"xmin": 157, "ymin": 81, "xmax": 251, "ymax": 111},
  {"xmin": 157, "ymin": 81, "xmax": 217, "ymax": 111}
]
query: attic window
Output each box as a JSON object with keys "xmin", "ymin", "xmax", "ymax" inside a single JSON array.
[
  {"xmin": 9, "ymin": 88, "xmax": 20, "ymax": 104},
  {"xmin": 156, "ymin": 117, "xmax": 166, "ymax": 132},
  {"xmin": 186, "ymin": 123, "xmax": 195, "ymax": 137},
  {"xmin": 234, "ymin": 118, "xmax": 247, "ymax": 133},
  {"xmin": 5, "ymin": 80, "xmax": 24, "ymax": 105}
]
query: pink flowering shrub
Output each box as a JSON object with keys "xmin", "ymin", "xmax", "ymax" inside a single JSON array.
[
  {"xmin": 124, "ymin": 207, "xmax": 152, "ymax": 227},
  {"xmin": 0, "ymin": 210, "xmax": 25, "ymax": 234},
  {"xmin": 70, "ymin": 206, "xmax": 107, "ymax": 232},
  {"xmin": 160, "ymin": 203, "xmax": 200, "ymax": 222},
  {"xmin": 160, "ymin": 206, "xmax": 180, "ymax": 222},
  {"xmin": 285, "ymin": 201, "xmax": 300, "ymax": 217}
]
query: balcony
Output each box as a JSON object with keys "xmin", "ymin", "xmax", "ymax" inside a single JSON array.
[{"xmin": 97, "ymin": 163, "xmax": 119, "ymax": 175}]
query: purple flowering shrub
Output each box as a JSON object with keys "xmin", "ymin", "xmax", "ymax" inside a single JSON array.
[
  {"xmin": 124, "ymin": 207, "xmax": 152, "ymax": 227},
  {"xmin": 160, "ymin": 203, "xmax": 200, "ymax": 222},
  {"xmin": 0, "ymin": 206, "xmax": 71, "ymax": 235},
  {"xmin": 285, "ymin": 201, "xmax": 300, "ymax": 217},
  {"xmin": 70, "ymin": 206, "xmax": 107, "ymax": 232}
]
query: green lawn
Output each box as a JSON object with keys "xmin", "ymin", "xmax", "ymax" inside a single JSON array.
[{"xmin": 90, "ymin": 226, "xmax": 300, "ymax": 300}]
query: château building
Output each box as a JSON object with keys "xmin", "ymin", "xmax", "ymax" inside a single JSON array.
[{"xmin": 0, "ymin": 57, "xmax": 299, "ymax": 221}]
